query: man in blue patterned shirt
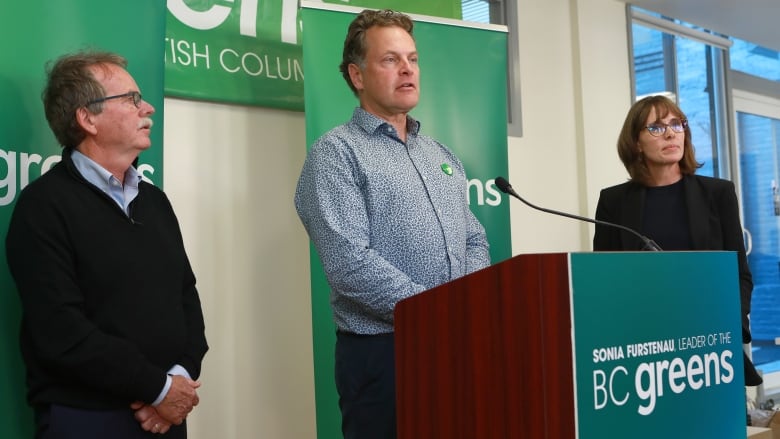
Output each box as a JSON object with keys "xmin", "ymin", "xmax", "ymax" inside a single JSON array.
[{"xmin": 295, "ymin": 9, "xmax": 491, "ymax": 439}]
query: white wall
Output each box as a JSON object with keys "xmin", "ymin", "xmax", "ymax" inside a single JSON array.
[
  {"xmin": 163, "ymin": 101, "xmax": 315, "ymax": 438},
  {"xmin": 508, "ymin": 0, "xmax": 631, "ymax": 253},
  {"xmin": 162, "ymin": 0, "xmax": 633, "ymax": 437}
]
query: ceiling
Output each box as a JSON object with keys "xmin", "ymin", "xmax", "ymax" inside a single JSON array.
[{"xmin": 624, "ymin": 0, "xmax": 779, "ymax": 51}]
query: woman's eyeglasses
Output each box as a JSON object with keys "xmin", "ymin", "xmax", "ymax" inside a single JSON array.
[{"xmin": 645, "ymin": 118, "xmax": 687, "ymax": 137}]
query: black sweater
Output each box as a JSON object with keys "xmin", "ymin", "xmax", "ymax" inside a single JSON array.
[{"xmin": 5, "ymin": 148, "xmax": 208, "ymax": 410}]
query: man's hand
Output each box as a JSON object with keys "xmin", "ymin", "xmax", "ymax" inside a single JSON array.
[
  {"xmin": 131, "ymin": 401, "xmax": 171, "ymax": 434},
  {"xmin": 155, "ymin": 375, "xmax": 201, "ymax": 425}
]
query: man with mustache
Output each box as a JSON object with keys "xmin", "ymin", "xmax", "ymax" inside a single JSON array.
[
  {"xmin": 5, "ymin": 51, "xmax": 208, "ymax": 438},
  {"xmin": 295, "ymin": 10, "xmax": 490, "ymax": 439}
]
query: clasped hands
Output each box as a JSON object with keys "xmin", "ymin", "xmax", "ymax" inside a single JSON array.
[{"xmin": 131, "ymin": 375, "xmax": 201, "ymax": 435}]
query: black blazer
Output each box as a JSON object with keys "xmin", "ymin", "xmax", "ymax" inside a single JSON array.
[{"xmin": 593, "ymin": 174, "xmax": 753, "ymax": 342}]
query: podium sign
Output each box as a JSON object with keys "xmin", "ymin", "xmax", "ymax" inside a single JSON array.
[
  {"xmin": 395, "ymin": 252, "xmax": 745, "ymax": 438},
  {"xmin": 570, "ymin": 252, "xmax": 744, "ymax": 438}
]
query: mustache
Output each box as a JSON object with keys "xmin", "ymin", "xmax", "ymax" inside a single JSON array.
[{"xmin": 138, "ymin": 118, "xmax": 154, "ymax": 130}]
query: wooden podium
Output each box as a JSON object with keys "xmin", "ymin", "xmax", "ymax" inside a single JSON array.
[
  {"xmin": 394, "ymin": 252, "xmax": 746, "ymax": 439},
  {"xmin": 394, "ymin": 253, "xmax": 573, "ymax": 438}
]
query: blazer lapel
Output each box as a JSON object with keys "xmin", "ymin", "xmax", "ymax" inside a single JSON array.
[
  {"xmin": 684, "ymin": 175, "xmax": 709, "ymax": 249},
  {"xmin": 620, "ymin": 183, "xmax": 646, "ymax": 250}
]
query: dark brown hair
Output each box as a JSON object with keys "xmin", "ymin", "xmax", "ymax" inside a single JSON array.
[
  {"xmin": 339, "ymin": 9, "xmax": 414, "ymax": 95},
  {"xmin": 616, "ymin": 95, "xmax": 702, "ymax": 185}
]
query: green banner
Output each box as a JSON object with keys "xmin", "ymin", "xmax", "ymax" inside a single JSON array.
[
  {"xmin": 0, "ymin": 2, "xmax": 166, "ymax": 436},
  {"xmin": 570, "ymin": 252, "xmax": 744, "ymax": 438},
  {"xmin": 164, "ymin": 0, "xmax": 462, "ymax": 110},
  {"xmin": 301, "ymin": 3, "xmax": 510, "ymax": 437}
]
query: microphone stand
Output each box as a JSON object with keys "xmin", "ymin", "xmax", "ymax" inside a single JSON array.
[{"xmin": 494, "ymin": 177, "xmax": 662, "ymax": 251}]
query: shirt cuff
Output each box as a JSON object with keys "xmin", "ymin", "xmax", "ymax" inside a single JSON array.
[
  {"xmin": 151, "ymin": 364, "xmax": 191, "ymax": 406},
  {"xmin": 167, "ymin": 364, "xmax": 192, "ymax": 380}
]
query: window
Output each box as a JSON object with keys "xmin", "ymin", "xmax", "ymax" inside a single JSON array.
[
  {"xmin": 461, "ymin": 0, "xmax": 490, "ymax": 23},
  {"xmin": 629, "ymin": 7, "xmax": 731, "ymax": 179},
  {"xmin": 731, "ymin": 56, "xmax": 780, "ymax": 381},
  {"xmin": 731, "ymin": 39, "xmax": 780, "ymax": 82},
  {"xmin": 631, "ymin": 6, "xmax": 780, "ymax": 393}
]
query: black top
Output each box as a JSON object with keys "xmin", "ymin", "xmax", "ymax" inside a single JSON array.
[{"xmin": 642, "ymin": 179, "xmax": 692, "ymax": 250}]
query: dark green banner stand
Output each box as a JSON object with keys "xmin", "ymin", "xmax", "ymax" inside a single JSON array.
[{"xmin": 0, "ymin": 2, "xmax": 166, "ymax": 436}]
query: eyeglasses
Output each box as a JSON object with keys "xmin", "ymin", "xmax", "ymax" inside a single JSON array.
[
  {"xmin": 645, "ymin": 118, "xmax": 687, "ymax": 137},
  {"xmin": 86, "ymin": 91, "xmax": 142, "ymax": 108}
]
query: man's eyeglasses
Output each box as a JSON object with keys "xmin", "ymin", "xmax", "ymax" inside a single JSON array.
[
  {"xmin": 645, "ymin": 118, "xmax": 687, "ymax": 137},
  {"xmin": 86, "ymin": 91, "xmax": 142, "ymax": 109}
]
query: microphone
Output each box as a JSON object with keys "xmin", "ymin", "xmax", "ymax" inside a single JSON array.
[{"xmin": 494, "ymin": 176, "xmax": 662, "ymax": 251}]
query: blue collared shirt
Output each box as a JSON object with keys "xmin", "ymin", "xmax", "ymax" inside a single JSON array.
[
  {"xmin": 295, "ymin": 107, "xmax": 491, "ymax": 334},
  {"xmin": 71, "ymin": 149, "xmax": 141, "ymax": 216}
]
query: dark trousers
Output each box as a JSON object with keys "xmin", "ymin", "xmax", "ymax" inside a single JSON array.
[
  {"xmin": 335, "ymin": 331, "xmax": 396, "ymax": 439},
  {"xmin": 34, "ymin": 404, "xmax": 187, "ymax": 439}
]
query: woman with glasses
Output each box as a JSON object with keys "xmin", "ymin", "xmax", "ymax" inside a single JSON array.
[{"xmin": 593, "ymin": 94, "xmax": 762, "ymax": 387}]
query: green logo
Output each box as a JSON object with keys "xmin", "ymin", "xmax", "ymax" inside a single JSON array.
[{"xmin": 441, "ymin": 163, "xmax": 453, "ymax": 175}]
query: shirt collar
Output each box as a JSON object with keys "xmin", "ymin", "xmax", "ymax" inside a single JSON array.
[
  {"xmin": 351, "ymin": 107, "xmax": 421, "ymax": 137},
  {"xmin": 71, "ymin": 149, "xmax": 142, "ymax": 190}
]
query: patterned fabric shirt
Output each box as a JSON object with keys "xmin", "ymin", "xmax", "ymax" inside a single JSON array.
[{"xmin": 295, "ymin": 107, "xmax": 491, "ymax": 334}]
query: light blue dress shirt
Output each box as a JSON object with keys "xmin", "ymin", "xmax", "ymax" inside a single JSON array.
[
  {"xmin": 71, "ymin": 149, "xmax": 140, "ymax": 216},
  {"xmin": 295, "ymin": 108, "xmax": 491, "ymax": 334}
]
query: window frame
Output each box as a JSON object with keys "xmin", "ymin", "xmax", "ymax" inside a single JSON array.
[{"xmin": 627, "ymin": 6, "xmax": 734, "ymax": 180}]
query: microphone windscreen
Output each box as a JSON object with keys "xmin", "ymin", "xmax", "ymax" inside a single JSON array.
[{"xmin": 495, "ymin": 176, "xmax": 511, "ymax": 194}]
